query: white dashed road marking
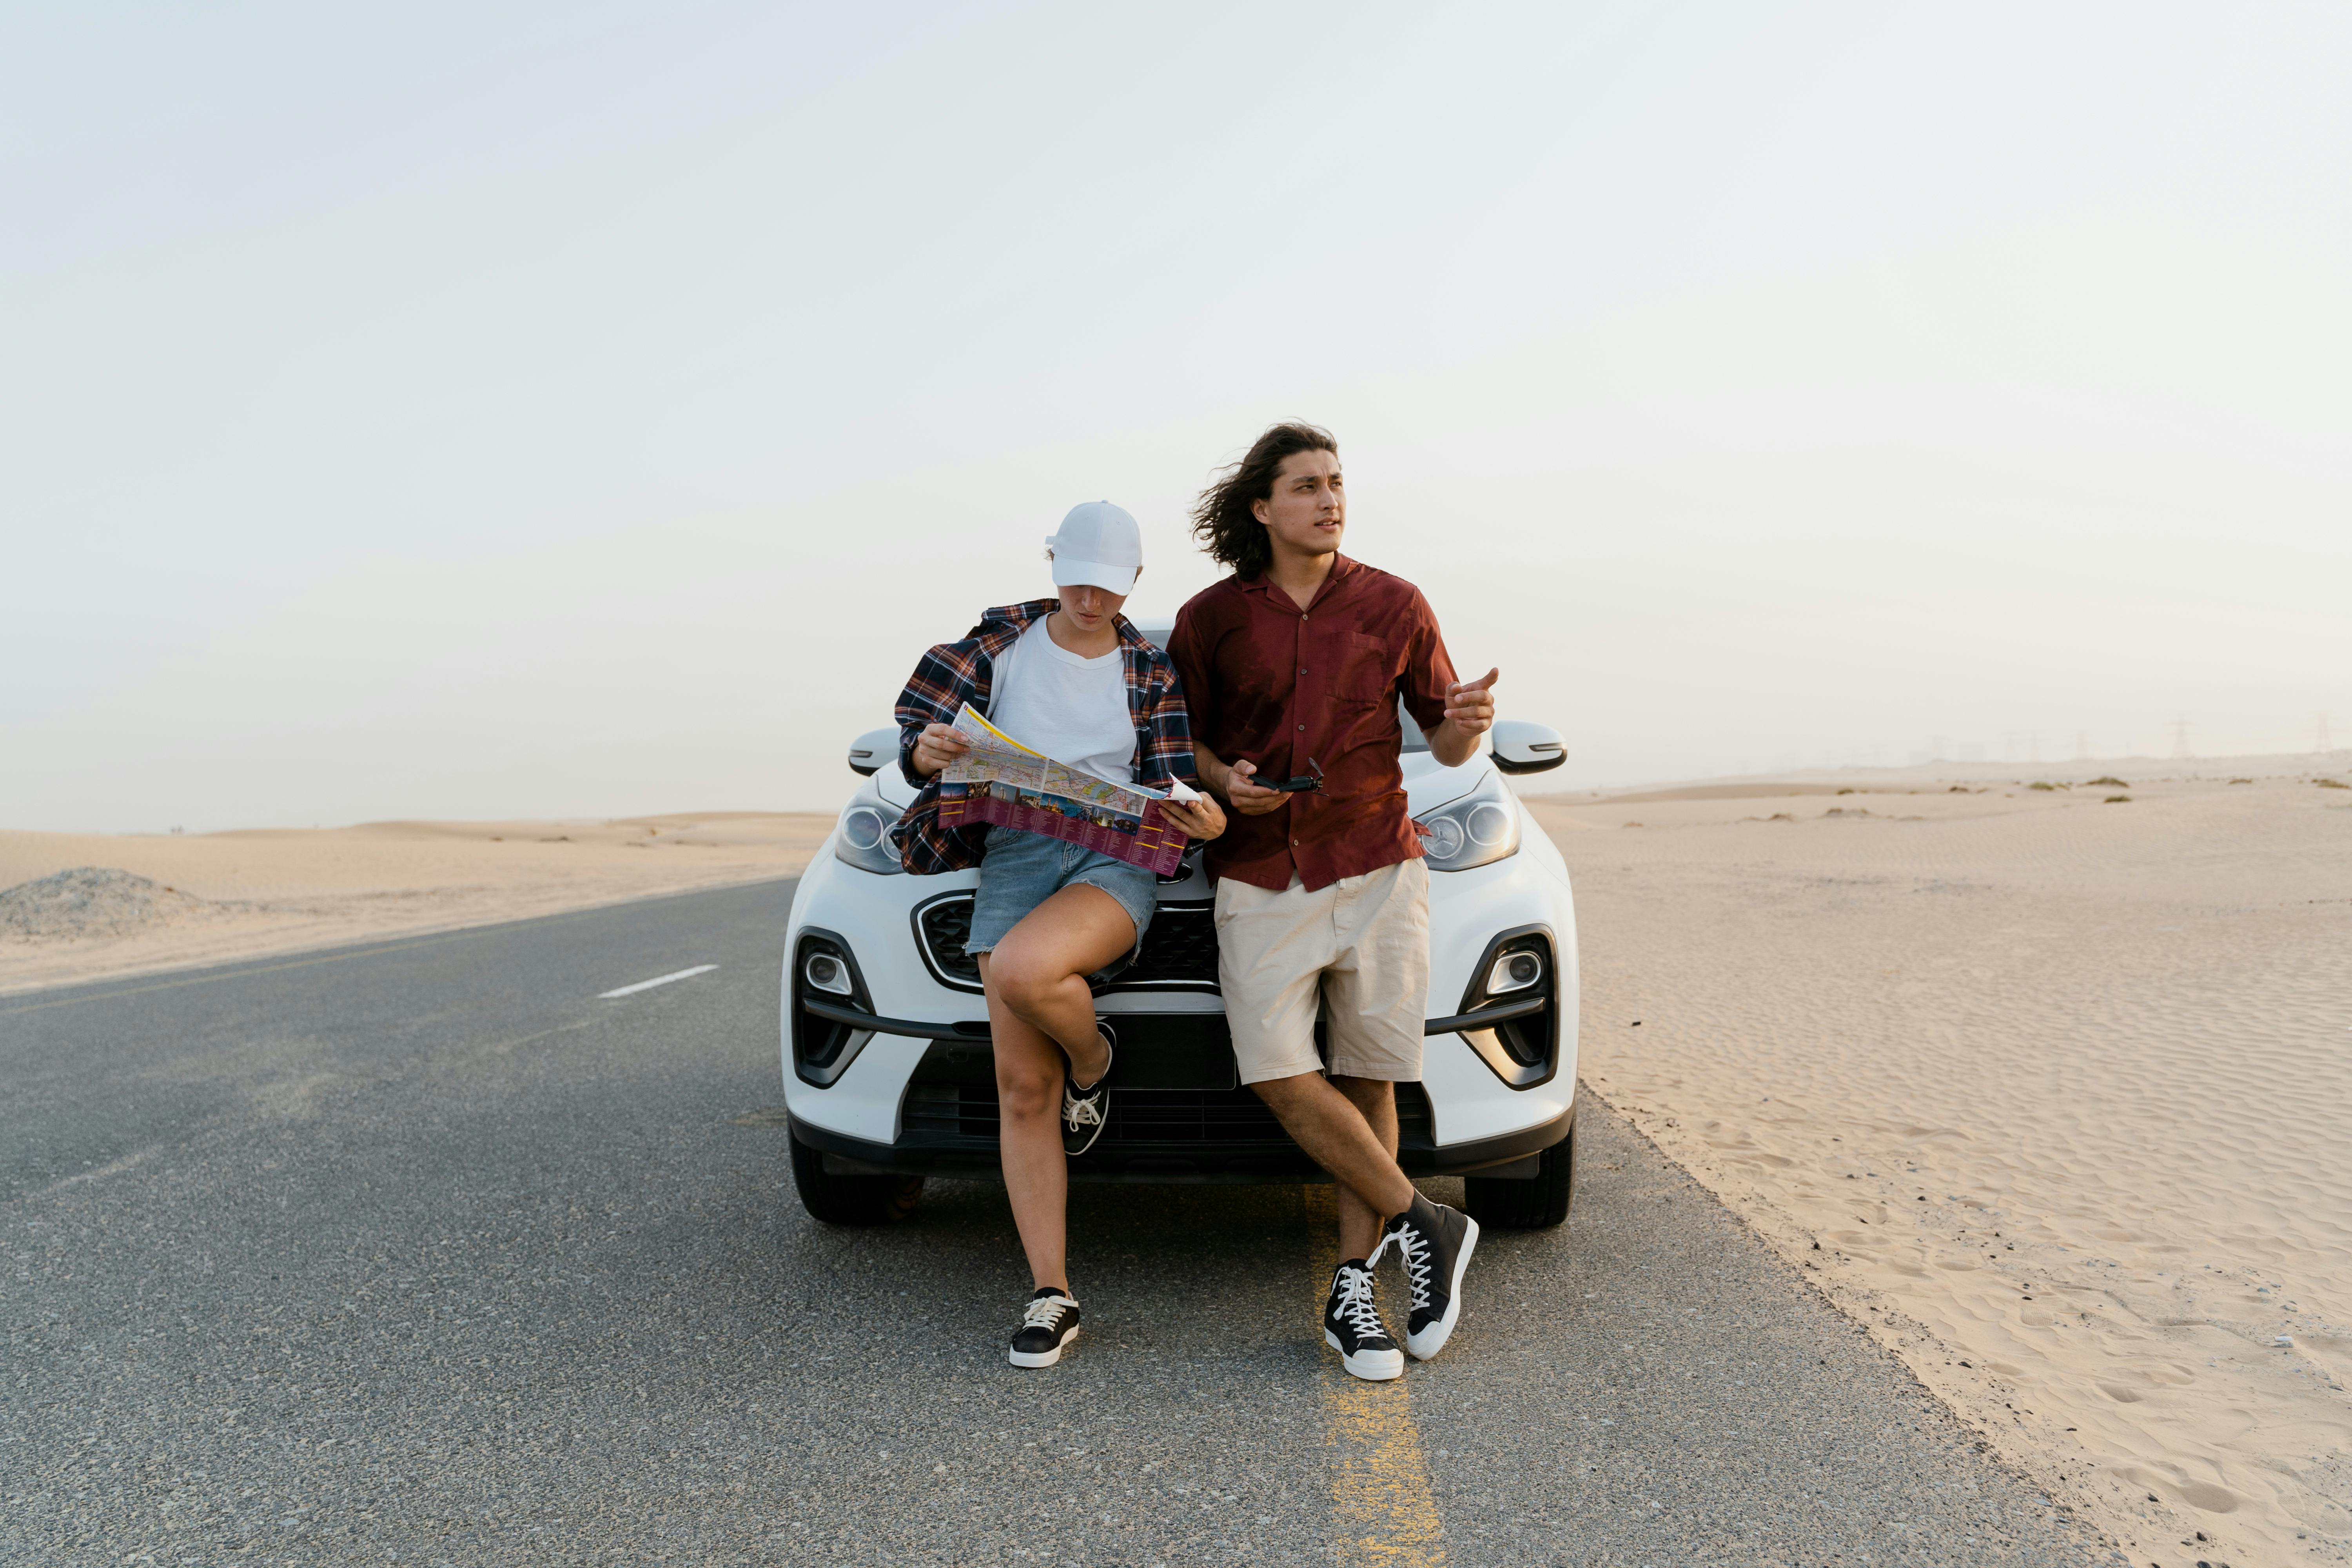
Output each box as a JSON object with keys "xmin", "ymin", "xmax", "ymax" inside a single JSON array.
[{"xmin": 598, "ymin": 964, "xmax": 717, "ymax": 999}]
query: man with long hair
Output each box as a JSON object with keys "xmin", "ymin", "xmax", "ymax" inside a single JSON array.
[{"xmin": 1168, "ymin": 423, "xmax": 1499, "ymax": 1381}]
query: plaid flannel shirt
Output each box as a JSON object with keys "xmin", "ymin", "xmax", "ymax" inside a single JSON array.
[{"xmin": 893, "ymin": 599, "xmax": 1195, "ymax": 875}]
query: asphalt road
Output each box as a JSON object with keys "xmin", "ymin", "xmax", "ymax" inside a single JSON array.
[{"xmin": 2, "ymin": 879, "xmax": 2125, "ymax": 1567}]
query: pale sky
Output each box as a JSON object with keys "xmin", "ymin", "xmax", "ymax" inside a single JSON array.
[{"xmin": 6, "ymin": 2, "xmax": 2348, "ymax": 831}]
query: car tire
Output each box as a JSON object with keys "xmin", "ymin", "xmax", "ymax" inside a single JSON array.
[
  {"xmin": 789, "ymin": 1128, "xmax": 924, "ymax": 1225},
  {"xmin": 1463, "ymin": 1121, "xmax": 1574, "ymax": 1230}
]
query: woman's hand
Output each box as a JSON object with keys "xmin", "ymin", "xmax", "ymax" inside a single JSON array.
[
  {"xmin": 1161, "ymin": 793, "xmax": 1227, "ymax": 841},
  {"xmin": 909, "ymin": 722, "xmax": 971, "ymax": 778}
]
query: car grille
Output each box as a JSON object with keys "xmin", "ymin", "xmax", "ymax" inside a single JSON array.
[
  {"xmin": 916, "ymin": 894, "xmax": 1219, "ymax": 990},
  {"xmin": 1121, "ymin": 907, "xmax": 1219, "ymax": 985},
  {"xmin": 914, "ymin": 897, "xmax": 982, "ymax": 985}
]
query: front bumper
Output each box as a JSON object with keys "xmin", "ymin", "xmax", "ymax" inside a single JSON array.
[
  {"xmin": 785, "ymin": 1005, "xmax": 1573, "ymax": 1184},
  {"xmin": 789, "ymin": 1065, "xmax": 1574, "ymax": 1185}
]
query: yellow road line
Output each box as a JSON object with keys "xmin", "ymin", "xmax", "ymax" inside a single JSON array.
[{"xmin": 1307, "ymin": 1184, "xmax": 1450, "ymax": 1568}]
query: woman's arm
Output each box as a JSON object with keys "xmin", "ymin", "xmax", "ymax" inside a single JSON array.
[{"xmin": 895, "ymin": 635, "xmax": 985, "ymax": 786}]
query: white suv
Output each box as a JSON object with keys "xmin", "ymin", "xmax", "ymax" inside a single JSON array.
[{"xmin": 781, "ymin": 628, "xmax": 1579, "ymax": 1230}]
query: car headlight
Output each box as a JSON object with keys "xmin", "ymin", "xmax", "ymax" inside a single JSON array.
[
  {"xmin": 832, "ymin": 799, "xmax": 906, "ymax": 875},
  {"xmin": 1416, "ymin": 771, "xmax": 1520, "ymax": 872}
]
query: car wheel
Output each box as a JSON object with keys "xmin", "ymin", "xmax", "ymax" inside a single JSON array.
[
  {"xmin": 789, "ymin": 1128, "xmax": 924, "ymax": 1225},
  {"xmin": 1463, "ymin": 1122, "xmax": 1574, "ymax": 1230}
]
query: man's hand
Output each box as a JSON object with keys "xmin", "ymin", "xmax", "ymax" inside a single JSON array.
[
  {"xmin": 1443, "ymin": 668, "xmax": 1499, "ymax": 735},
  {"xmin": 1195, "ymin": 745, "xmax": 1289, "ymax": 816},
  {"xmin": 1218, "ymin": 758, "xmax": 1291, "ymax": 817},
  {"xmin": 1160, "ymin": 794, "xmax": 1227, "ymax": 840},
  {"xmin": 1428, "ymin": 668, "xmax": 1499, "ymax": 767},
  {"xmin": 909, "ymin": 722, "xmax": 971, "ymax": 778}
]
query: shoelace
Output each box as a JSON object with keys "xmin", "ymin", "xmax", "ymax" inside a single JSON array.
[
  {"xmin": 1330, "ymin": 1268, "xmax": 1387, "ymax": 1341},
  {"xmin": 1383, "ymin": 1224, "xmax": 1436, "ymax": 1310},
  {"xmin": 1021, "ymin": 1295, "xmax": 1072, "ymax": 1332},
  {"xmin": 1062, "ymin": 1088, "xmax": 1104, "ymax": 1129}
]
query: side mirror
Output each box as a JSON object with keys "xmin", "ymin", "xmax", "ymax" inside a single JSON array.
[
  {"xmin": 847, "ymin": 726, "xmax": 901, "ymax": 777},
  {"xmin": 1490, "ymin": 719, "xmax": 1566, "ymax": 775}
]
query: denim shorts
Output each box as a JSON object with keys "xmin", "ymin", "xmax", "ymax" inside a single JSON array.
[{"xmin": 965, "ymin": 826, "xmax": 1158, "ymax": 958}]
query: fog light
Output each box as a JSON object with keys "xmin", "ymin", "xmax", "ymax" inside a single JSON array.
[
  {"xmin": 1486, "ymin": 949, "xmax": 1543, "ymax": 995},
  {"xmin": 804, "ymin": 952, "xmax": 852, "ymax": 996}
]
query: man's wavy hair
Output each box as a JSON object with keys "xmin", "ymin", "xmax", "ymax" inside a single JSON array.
[{"xmin": 1189, "ymin": 422, "xmax": 1338, "ymax": 580}]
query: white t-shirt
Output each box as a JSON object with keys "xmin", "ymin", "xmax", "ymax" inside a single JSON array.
[{"xmin": 989, "ymin": 616, "xmax": 1136, "ymax": 786}]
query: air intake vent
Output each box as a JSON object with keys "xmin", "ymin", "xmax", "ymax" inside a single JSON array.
[{"xmin": 902, "ymin": 1074, "xmax": 1433, "ymax": 1151}]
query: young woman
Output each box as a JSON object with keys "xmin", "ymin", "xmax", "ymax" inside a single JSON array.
[{"xmin": 893, "ymin": 501, "xmax": 1225, "ymax": 1368}]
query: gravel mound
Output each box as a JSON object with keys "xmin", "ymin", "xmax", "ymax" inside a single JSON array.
[{"xmin": 0, "ymin": 867, "xmax": 209, "ymax": 942}]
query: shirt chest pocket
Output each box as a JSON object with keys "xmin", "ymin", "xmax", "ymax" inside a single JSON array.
[{"xmin": 1330, "ymin": 631, "xmax": 1396, "ymax": 706}]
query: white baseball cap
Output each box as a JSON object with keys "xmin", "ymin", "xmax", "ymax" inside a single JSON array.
[{"xmin": 1045, "ymin": 501, "xmax": 1143, "ymax": 595}]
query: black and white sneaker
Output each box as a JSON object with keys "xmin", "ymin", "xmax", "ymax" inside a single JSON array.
[
  {"xmin": 1060, "ymin": 1025, "xmax": 1114, "ymax": 1156},
  {"xmin": 1322, "ymin": 1259, "xmax": 1404, "ymax": 1381},
  {"xmin": 1008, "ymin": 1287, "xmax": 1081, "ymax": 1369},
  {"xmin": 1372, "ymin": 1192, "xmax": 1479, "ymax": 1360}
]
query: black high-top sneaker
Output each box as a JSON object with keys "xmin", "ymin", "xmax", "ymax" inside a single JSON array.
[
  {"xmin": 1322, "ymin": 1259, "xmax": 1404, "ymax": 1381},
  {"xmin": 1061, "ymin": 1025, "xmax": 1114, "ymax": 1156},
  {"xmin": 1008, "ymin": 1287, "xmax": 1081, "ymax": 1369},
  {"xmin": 1372, "ymin": 1192, "xmax": 1479, "ymax": 1360}
]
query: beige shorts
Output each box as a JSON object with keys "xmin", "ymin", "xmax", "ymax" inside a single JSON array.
[{"xmin": 1214, "ymin": 857, "xmax": 1431, "ymax": 1085}]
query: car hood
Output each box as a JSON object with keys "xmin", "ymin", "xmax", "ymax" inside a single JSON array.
[
  {"xmin": 874, "ymin": 762, "xmax": 918, "ymax": 810},
  {"xmin": 1402, "ymin": 750, "xmax": 1488, "ymax": 815}
]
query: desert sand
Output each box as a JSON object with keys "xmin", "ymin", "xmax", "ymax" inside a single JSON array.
[
  {"xmin": 0, "ymin": 813, "xmax": 833, "ymax": 995},
  {"xmin": 1528, "ymin": 764, "xmax": 2352, "ymax": 1567}
]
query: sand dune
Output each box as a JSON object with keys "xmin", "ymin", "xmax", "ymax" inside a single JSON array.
[
  {"xmin": 0, "ymin": 813, "xmax": 832, "ymax": 995},
  {"xmin": 1528, "ymin": 767, "xmax": 2352, "ymax": 1567}
]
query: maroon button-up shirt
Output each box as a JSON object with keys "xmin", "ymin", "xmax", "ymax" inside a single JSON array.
[{"xmin": 1169, "ymin": 555, "xmax": 1457, "ymax": 892}]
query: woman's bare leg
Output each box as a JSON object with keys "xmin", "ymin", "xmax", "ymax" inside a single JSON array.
[
  {"xmin": 989, "ymin": 884, "xmax": 1136, "ymax": 1085},
  {"xmin": 978, "ymin": 965, "xmax": 1076, "ymax": 1292},
  {"xmin": 978, "ymin": 884, "xmax": 1139, "ymax": 1292}
]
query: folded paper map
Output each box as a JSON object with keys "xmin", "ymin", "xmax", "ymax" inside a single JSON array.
[{"xmin": 936, "ymin": 704, "xmax": 1201, "ymax": 876}]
